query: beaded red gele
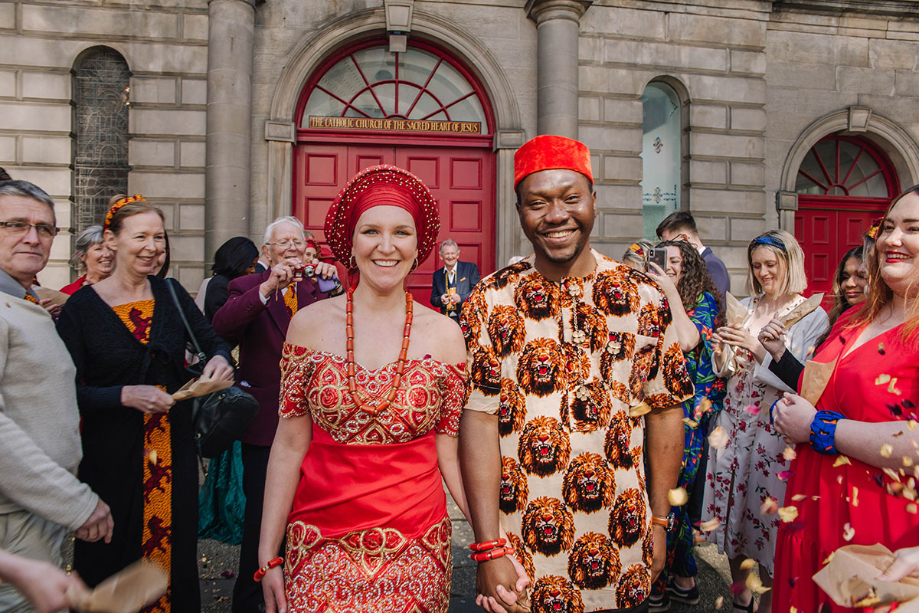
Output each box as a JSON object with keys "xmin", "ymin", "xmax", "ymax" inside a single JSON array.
[{"xmin": 345, "ymin": 286, "xmax": 414, "ymax": 413}]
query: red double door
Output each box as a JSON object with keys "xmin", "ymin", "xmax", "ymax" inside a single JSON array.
[
  {"xmin": 293, "ymin": 143, "xmax": 496, "ymax": 304},
  {"xmin": 795, "ymin": 198, "xmax": 886, "ymax": 304}
]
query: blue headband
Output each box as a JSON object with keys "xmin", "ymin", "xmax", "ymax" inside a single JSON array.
[{"xmin": 750, "ymin": 235, "xmax": 786, "ymax": 252}]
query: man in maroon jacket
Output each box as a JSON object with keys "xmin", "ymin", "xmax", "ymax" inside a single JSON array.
[{"xmin": 212, "ymin": 215, "xmax": 336, "ymax": 613}]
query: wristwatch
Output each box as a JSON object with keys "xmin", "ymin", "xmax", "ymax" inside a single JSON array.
[{"xmin": 650, "ymin": 512, "xmax": 676, "ymax": 532}]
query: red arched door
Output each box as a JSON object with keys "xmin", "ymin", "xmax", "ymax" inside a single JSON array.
[
  {"xmin": 292, "ymin": 39, "xmax": 496, "ymax": 302},
  {"xmin": 794, "ymin": 134, "xmax": 899, "ymax": 301}
]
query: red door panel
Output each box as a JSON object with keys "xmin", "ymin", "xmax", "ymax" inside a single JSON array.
[{"xmin": 294, "ymin": 143, "xmax": 496, "ymax": 303}]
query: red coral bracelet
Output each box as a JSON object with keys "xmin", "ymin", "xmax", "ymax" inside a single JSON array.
[
  {"xmin": 253, "ymin": 557, "xmax": 283, "ymax": 582},
  {"xmin": 469, "ymin": 546, "xmax": 515, "ymax": 562},
  {"xmin": 469, "ymin": 538, "xmax": 507, "ymax": 552}
]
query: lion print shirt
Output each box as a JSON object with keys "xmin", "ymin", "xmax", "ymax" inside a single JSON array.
[{"xmin": 461, "ymin": 250, "xmax": 694, "ymax": 613}]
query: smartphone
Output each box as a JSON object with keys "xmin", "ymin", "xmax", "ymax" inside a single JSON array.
[{"xmin": 647, "ymin": 248, "xmax": 667, "ymax": 271}]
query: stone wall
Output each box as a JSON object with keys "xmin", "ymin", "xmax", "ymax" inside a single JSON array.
[
  {"xmin": 0, "ymin": 0, "xmax": 209, "ymax": 291},
  {"xmin": 579, "ymin": 0, "xmax": 772, "ymax": 292}
]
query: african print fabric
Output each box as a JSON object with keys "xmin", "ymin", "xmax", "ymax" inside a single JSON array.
[
  {"xmin": 652, "ymin": 292, "xmax": 725, "ymax": 594},
  {"xmin": 277, "ymin": 344, "xmax": 466, "ymax": 612},
  {"xmin": 461, "ymin": 251, "xmax": 694, "ymax": 612},
  {"xmin": 114, "ymin": 299, "xmax": 172, "ymax": 613}
]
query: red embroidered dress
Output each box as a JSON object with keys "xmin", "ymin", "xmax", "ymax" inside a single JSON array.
[{"xmin": 277, "ymin": 343, "xmax": 466, "ymax": 613}]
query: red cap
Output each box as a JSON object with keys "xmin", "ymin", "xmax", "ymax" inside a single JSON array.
[{"xmin": 514, "ymin": 135, "xmax": 593, "ymax": 188}]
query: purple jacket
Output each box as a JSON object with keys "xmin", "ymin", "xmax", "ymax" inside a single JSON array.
[{"xmin": 211, "ymin": 271, "xmax": 326, "ymax": 447}]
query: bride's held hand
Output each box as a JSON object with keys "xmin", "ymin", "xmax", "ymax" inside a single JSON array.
[{"xmin": 475, "ymin": 556, "xmax": 530, "ymax": 613}]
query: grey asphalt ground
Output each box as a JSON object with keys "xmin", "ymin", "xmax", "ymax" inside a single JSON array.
[{"xmin": 197, "ymin": 492, "xmax": 743, "ymax": 613}]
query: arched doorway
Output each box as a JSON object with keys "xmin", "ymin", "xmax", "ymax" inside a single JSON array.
[
  {"xmin": 794, "ymin": 133, "xmax": 899, "ymax": 300},
  {"xmin": 293, "ymin": 38, "xmax": 496, "ymax": 299}
]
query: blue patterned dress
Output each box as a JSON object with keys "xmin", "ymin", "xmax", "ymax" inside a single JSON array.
[{"xmin": 654, "ymin": 292, "xmax": 725, "ymax": 590}]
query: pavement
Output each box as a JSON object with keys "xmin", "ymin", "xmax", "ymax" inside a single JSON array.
[{"xmin": 197, "ymin": 491, "xmax": 750, "ymax": 612}]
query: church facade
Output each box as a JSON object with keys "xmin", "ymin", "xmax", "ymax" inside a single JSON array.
[{"xmin": 2, "ymin": 0, "xmax": 919, "ymax": 297}]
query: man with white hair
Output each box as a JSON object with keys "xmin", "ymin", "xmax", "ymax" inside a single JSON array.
[
  {"xmin": 0, "ymin": 180, "xmax": 113, "ymax": 610},
  {"xmin": 212, "ymin": 216, "xmax": 336, "ymax": 613},
  {"xmin": 430, "ymin": 238, "xmax": 481, "ymax": 322}
]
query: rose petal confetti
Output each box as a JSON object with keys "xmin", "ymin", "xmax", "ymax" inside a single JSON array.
[
  {"xmin": 778, "ymin": 506, "xmax": 799, "ymax": 523},
  {"xmin": 668, "ymin": 487, "xmax": 689, "ymax": 506},
  {"xmin": 884, "ymin": 467, "xmax": 901, "ymax": 482},
  {"xmin": 822, "ymin": 552, "xmax": 835, "ymax": 565},
  {"xmin": 745, "ymin": 404, "xmax": 761, "ymax": 416},
  {"xmin": 853, "ymin": 487, "xmax": 859, "ymax": 507},
  {"xmin": 700, "ymin": 518, "xmax": 721, "ymax": 532},
  {"xmin": 878, "ymin": 342, "xmax": 886, "ymax": 354},
  {"xmin": 629, "ymin": 402, "xmax": 652, "ymax": 417},
  {"xmin": 905, "ymin": 457, "xmax": 914, "ymax": 467},
  {"xmin": 683, "ymin": 417, "xmax": 699, "ymax": 429},
  {"xmin": 842, "ymin": 522, "xmax": 856, "ymax": 541},
  {"xmin": 778, "ymin": 470, "xmax": 794, "ymax": 481},
  {"xmin": 740, "ymin": 558, "xmax": 756, "ymax": 571},
  {"xmin": 715, "ymin": 596, "xmax": 724, "ymax": 609},
  {"xmin": 908, "ymin": 503, "xmax": 918, "ymax": 514},
  {"xmin": 909, "ymin": 420, "xmax": 918, "ymax": 431},
  {"xmin": 747, "ymin": 573, "xmax": 771, "ymax": 594},
  {"xmin": 147, "ymin": 449, "xmax": 158, "ymax": 465},
  {"xmin": 708, "ymin": 426, "xmax": 728, "ymax": 449},
  {"xmin": 783, "ymin": 446, "xmax": 797, "ymax": 461},
  {"xmin": 881, "ymin": 444, "xmax": 894, "ymax": 458},
  {"xmin": 833, "ymin": 455, "xmax": 851, "ymax": 467},
  {"xmin": 889, "ymin": 378, "xmax": 902, "ymax": 395},
  {"xmin": 876, "ymin": 374, "xmax": 892, "ymax": 385},
  {"xmin": 760, "ymin": 498, "xmax": 779, "ymax": 516},
  {"xmin": 791, "ymin": 494, "xmax": 807, "ymax": 502}
]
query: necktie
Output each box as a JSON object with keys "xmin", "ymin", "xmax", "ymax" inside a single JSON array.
[
  {"xmin": 284, "ymin": 287, "xmax": 298, "ymax": 317},
  {"xmin": 23, "ymin": 293, "xmax": 39, "ymax": 305}
]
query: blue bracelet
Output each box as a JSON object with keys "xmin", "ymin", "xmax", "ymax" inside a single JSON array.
[
  {"xmin": 769, "ymin": 399, "xmax": 781, "ymax": 425},
  {"xmin": 809, "ymin": 410, "xmax": 846, "ymax": 455}
]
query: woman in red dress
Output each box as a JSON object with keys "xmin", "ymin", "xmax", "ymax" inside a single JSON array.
[
  {"xmin": 771, "ymin": 186, "xmax": 919, "ymax": 612},
  {"xmin": 257, "ymin": 165, "xmax": 525, "ymax": 613}
]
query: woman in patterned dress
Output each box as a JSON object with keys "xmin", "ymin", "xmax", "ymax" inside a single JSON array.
[
  {"xmin": 57, "ymin": 196, "xmax": 234, "ymax": 611},
  {"xmin": 702, "ymin": 230, "xmax": 828, "ymax": 613},
  {"xmin": 645, "ymin": 240, "xmax": 725, "ymax": 611},
  {"xmin": 258, "ymin": 165, "xmax": 524, "ymax": 613}
]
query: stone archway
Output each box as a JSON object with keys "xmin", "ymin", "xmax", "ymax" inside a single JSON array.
[{"xmin": 264, "ymin": 7, "xmax": 526, "ymax": 266}]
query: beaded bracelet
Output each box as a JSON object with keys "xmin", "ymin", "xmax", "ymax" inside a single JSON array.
[
  {"xmin": 469, "ymin": 538, "xmax": 507, "ymax": 552},
  {"xmin": 470, "ymin": 546, "xmax": 515, "ymax": 562},
  {"xmin": 809, "ymin": 410, "xmax": 846, "ymax": 455},
  {"xmin": 253, "ymin": 557, "xmax": 284, "ymax": 582}
]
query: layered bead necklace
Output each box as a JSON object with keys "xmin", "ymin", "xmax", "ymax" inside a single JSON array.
[{"xmin": 345, "ymin": 286, "xmax": 414, "ymax": 412}]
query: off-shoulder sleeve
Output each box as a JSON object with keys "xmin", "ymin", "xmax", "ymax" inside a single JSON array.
[
  {"xmin": 278, "ymin": 343, "xmax": 315, "ymax": 419},
  {"xmin": 436, "ymin": 362, "xmax": 468, "ymax": 436}
]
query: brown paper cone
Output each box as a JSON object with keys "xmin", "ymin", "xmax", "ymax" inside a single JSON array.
[
  {"xmin": 813, "ymin": 544, "xmax": 919, "ymax": 610},
  {"xmin": 33, "ymin": 286, "xmax": 69, "ymax": 307},
  {"xmin": 171, "ymin": 376, "xmax": 234, "ymax": 401},
  {"xmin": 73, "ymin": 559, "xmax": 168, "ymax": 613},
  {"xmin": 779, "ymin": 293, "xmax": 824, "ymax": 328},
  {"xmin": 725, "ymin": 293, "xmax": 748, "ymax": 326},
  {"xmin": 799, "ymin": 358, "xmax": 837, "ymax": 406}
]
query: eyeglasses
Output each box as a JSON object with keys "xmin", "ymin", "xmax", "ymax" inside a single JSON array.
[
  {"xmin": 267, "ymin": 239, "xmax": 305, "ymax": 249},
  {"xmin": 0, "ymin": 221, "xmax": 59, "ymax": 240}
]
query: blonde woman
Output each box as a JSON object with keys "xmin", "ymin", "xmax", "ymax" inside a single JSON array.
[{"xmin": 702, "ymin": 230, "xmax": 829, "ymax": 613}]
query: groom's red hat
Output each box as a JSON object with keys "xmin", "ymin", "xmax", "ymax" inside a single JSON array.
[{"xmin": 513, "ymin": 135, "xmax": 593, "ymax": 188}]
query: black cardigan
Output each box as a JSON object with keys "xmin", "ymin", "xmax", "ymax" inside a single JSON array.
[{"xmin": 56, "ymin": 276, "xmax": 232, "ymax": 412}]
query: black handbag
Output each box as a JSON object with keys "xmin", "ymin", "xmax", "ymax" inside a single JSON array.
[{"xmin": 166, "ymin": 280, "xmax": 259, "ymax": 458}]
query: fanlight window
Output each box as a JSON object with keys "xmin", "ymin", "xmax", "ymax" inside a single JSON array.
[
  {"xmin": 796, "ymin": 135, "xmax": 892, "ymax": 198},
  {"xmin": 302, "ymin": 45, "xmax": 487, "ymax": 127}
]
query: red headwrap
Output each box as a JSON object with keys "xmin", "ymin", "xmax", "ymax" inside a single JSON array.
[
  {"xmin": 325, "ymin": 165, "xmax": 439, "ymax": 270},
  {"xmin": 514, "ymin": 135, "xmax": 593, "ymax": 188}
]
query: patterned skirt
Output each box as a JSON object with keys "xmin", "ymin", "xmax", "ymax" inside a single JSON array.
[{"xmin": 284, "ymin": 516, "xmax": 452, "ymax": 613}]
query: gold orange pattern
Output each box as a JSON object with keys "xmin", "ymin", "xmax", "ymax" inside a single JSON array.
[
  {"xmin": 462, "ymin": 252, "xmax": 693, "ymax": 612},
  {"xmin": 114, "ymin": 299, "xmax": 172, "ymax": 613},
  {"xmin": 278, "ymin": 344, "xmax": 465, "ymax": 444},
  {"xmin": 284, "ymin": 517, "xmax": 452, "ymax": 613},
  {"xmin": 284, "ymin": 287, "xmax": 299, "ymax": 317}
]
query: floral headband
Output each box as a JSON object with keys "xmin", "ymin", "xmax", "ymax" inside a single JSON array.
[
  {"xmin": 103, "ymin": 194, "xmax": 146, "ymax": 231},
  {"xmin": 627, "ymin": 243, "xmax": 646, "ymax": 257},
  {"xmin": 865, "ymin": 218, "xmax": 882, "ymax": 240}
]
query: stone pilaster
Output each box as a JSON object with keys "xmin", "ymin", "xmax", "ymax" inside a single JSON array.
[
  {"xmin": 205, "ymin": 0, "xmax": 256, "ymax": 265},
  {"xmin": 526, "ymin": 0, "xmax": 592, "ymax": 138}
]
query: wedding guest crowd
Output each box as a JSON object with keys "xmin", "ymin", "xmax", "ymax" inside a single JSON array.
[{"xmin": 3, "ymin": 137, "xmax": 919, "ymax": 613}]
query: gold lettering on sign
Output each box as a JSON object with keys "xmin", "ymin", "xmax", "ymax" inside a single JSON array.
[{"xmin": 308, "ymin": 116, "xmax": 482, "ymax": 134}]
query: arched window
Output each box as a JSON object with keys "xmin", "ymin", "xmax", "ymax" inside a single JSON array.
[
  {"xmin": 640, "ymin": 82, "xmax": 682, "ymax": 239},
  {"xmin": 71, "ymin": 47, "xmax": 130, "ymax": 234},
  {"xmin": 299, "ymin": 41, "xmax": 492, "ymax": 135}
]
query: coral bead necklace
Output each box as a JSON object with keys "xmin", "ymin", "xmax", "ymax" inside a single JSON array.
[{"xmin": 345, "ymin": 286, "xmax": 413, "ymax": 412}]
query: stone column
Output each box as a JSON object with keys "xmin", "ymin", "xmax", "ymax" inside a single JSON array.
[
  {"xmin": 205, "ymin": 0, "xmax": 256, "ymax": 263},
  {"xmin": 527, "ymin": 0, "xmax": 592, "ymax": 138}
]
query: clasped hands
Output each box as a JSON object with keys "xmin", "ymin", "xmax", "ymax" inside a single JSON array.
[
  {"xmin": 475, "ymin": 553, "xmax": 530, "ymax": 613},
  {"xmin": 441, "ymin": 292, "xmax": 460, "ymax": 306}
]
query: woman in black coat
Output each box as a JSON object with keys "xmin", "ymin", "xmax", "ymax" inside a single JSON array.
[{"xmin": 56, "ymin": 196, "xmax": 233, "ymax": 611}]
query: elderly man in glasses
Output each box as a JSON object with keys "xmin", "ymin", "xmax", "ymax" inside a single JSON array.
[
  {"xmin": 211, "ymin": 215, "xmax": 337, "ymax": 613},
  {"xmin": 0, "ymin": 180, "xmax": 113, "ymax": 610}
]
